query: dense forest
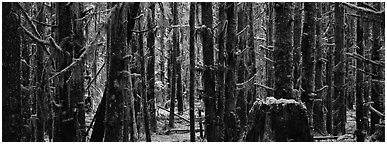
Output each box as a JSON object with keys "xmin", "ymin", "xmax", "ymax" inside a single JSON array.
[{"xmin": 2, "ymin": 2, "xmax": 385, "ymax": 142}]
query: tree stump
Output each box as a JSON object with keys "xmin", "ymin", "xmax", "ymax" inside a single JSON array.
[{"xmin": 246, "ymin": 97, "xmax": 313, "ymax": 142}]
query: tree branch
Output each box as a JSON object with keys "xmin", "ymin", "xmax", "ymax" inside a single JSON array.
[
  {"xmin": 131, "ymin": 24, "xmax": 157, "ymax": 33},
  {"xmin": 347, "ymin": 53, "xmax": 384, "ymax": 67},
  {"xmin": 16, "ymin": 2, "xmax": 41, "ymax": 38},
  {"xmin": 86, "ymin": 62, "xmax": 106, "ymax": 90},
  {"xmin": 342, "ymin": 2, "xmax": 384, "ymax": 17},
  {"xmin": 32, "ymin": 19, "xmax": 58, "ymax": 28},
  {"xmin": 254, "ymin": 83, "xmax": 274, "ymax": 91}
]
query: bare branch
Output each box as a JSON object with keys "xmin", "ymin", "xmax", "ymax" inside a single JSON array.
[
  {"xmin": 254, "ymin": 83, "xmax": 274, "ymax": 91},
  {"xmin": 86, "ymin": 62, "xmax": 106, "ymax": 90},
  {"xmin": 131, "ymin": 24, "xmax": 157, "ymax": 33},
  {"xmin": 32, "ymin": 19, "xmax": 58, "ymax": 28},
  {"xmin": 346, "ymin": 53, "xmax": 384, "ymax": 67}
]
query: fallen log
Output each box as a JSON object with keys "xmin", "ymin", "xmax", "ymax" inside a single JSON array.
[{"xmin": 157, "ymin": 105, "xmax": 190, "ymax": 123}]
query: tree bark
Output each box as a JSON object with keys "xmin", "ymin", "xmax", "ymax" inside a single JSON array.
[
  {"xmin": 273, "ymin": 2, "xmax": 294, "ymax": 99},
  {"xmin": 301, "ymin": 2, "xmax": 316, "ymax": 132},
  {"xmin": 293, "ymin": 3, "xmax": 302, "ymax": 92},
  {"xmin": 333, "ymin": 2, "xmax": 346, "ymax": 135},
  {"xmin": 189, "ymin": 2, "xmax": 196, "ymax": 142},
  {"xmin": 370, "ymin": 2, "xmax": 383, "ymax": 135},
  {"xmin": 169, "ymin": 2, "xmax": 178, "ymax": 128},
  {"xmin": 217, "ymin": 2, "xmax": 226, "ymax": 141},
  {"xmin": 146, "ymin": 2, "xmax": 157, "ymax": 133},
  {"xmin": 355, "ymin": 3, "xmax": 365, "ymax": 141},
  {"xmin": 224, "ymin": 2, "xmax": 239, "ymax": 142},
  {"xmin": 325, "ymin": 3, "xmax": 334, "ymax": 134},
  {"xmin": 313, "ymin": 2, "xmax": 327, "ymax": 135},
  {"xmin": 202, "ymin": 2, "xmax": 217, "ymax": 142},
  {"xmin": 2, "ymin": 2, "xmax": 22, "ymax": 141}
]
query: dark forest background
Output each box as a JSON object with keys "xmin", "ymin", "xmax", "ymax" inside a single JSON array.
[{"xmin": 2, "ymin": 2, "xmax": 385, "ymax": 142}]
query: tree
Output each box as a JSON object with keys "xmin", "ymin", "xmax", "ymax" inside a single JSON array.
[
  {"xmin": 273, "ymin": 2, "xmax": 294, "ymax": 99},
  {"xmin": 201, "ymin": 2, "xmax": 217, "ymax": 141},
  {"xmin": 355, "ymin": 2, "xmax": 365, "ymax": 141},
  {"xmin": 236, "ymin": 3, "xmax": 247, "ymax": 132},
  {"xmin": 293, "ymin": 3, "xmax": 302, "ymax": 91},
  {"xmin": 224, "ymin": 2, "xmax": 239, "ymax": 142},
  {"xmin": 313, "ymin": 2, "xmax": 327, "ymax": 135},
  {"xmin": 301, "ymin": 2, "xmax": 316, "ymax": 131},
  {"xmin": 2, "ymin": 2, "xmax": 22, "ymax": 142},
  {"xmin": 169, "ymin": 2, "xmax": 178, "ymax": 128},
  {"xmin": 325, "ymin": 3, "xmax": 334, "ymax": 134},
  {"xmin": 333, "ymin": 2, "xmax": 346, "ymax": 135},
  {"xmin": 189, "ymin": 2, "xmax": 196, "ymax": 142},
  {"xmin": 217, "ymin": 2, "xmax": 226, "ymax": 141},
  {"xmin": 146, "ymin": 2, "xmax": 157, "ymax": 133},
  {"xmin": 370, "ymin": 2, "xmax": 383, "ymax": 135}
]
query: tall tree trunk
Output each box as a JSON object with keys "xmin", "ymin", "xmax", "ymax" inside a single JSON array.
[
  {"xmin": 293, "ymin": 2, "xmax": 302, "ymax": 93},
  {"xmin": 2, "ymin": 2, "xmax": 22, "ymax": 141},
  {"xmin": 72, "ymin": 2, "xmax": 86, "ymax": 141},
  {"xmin": 217, "ymin": 2, "xmax": 226, "ymax": 141},
  {"xmin": 370, "ymin": 2, "xmax": 383, "ymax": 135},
  {"xmin": 333, "ymin": 2, "xmax": 346, "ymax": 135},
  {"xmin": 325, "ymin": 3, "xmax": 334, "ymax": 134},
  {"xmin": 189, "ymin": 2, "xmax": 196, "ymax": 142},
  {"xmin": 236, "ymin": 3, "xmax": 247, "ymax": 134},
  {"xmin": 34, "ymin": 3, "xmax": 47, "ymax": 142},
  {"xmin": 146, "ymin": 2, "xmax": 157, "ymax": 133},
  {"xmin": 355, "ymin": 3, "xmax": 365, "ymax": 141},
  {"xmin": 224, "ymin": 2, "xmax": 238, "ymax": 142},
  {"xmin": 266, "ymin": 3, "xmax": 274, "ymax": 98},
  {"xmin": 55, "ymin": 2, "xmax": 75, "ymax": 141},
  {"xmin": 273, "ymin": 2, "xmax": 294, "ymax": 99},
  {"xmin": 136, "ymin": 3, "xmax": 151, "ymax": 141},
  {"xmin": 169, "ymin": 2, "xmax": 178, "ymax": 128},
  {"xmin": 246, "ymin": 2, "xmax": 256, "ymax": 110},
  {"xmin": 313, "ymin": 2, "xmax": 327, "ymax": 135},
  {"xmin": 202, "ymin": 2, "xmax": 217, "ymax": 141},
  {"xmin": 301, "ymin": 2, "xmax": 316, "ymax": 132}
]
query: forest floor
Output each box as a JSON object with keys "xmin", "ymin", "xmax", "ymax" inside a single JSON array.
[{"xmin": 85, "ymin": 108, "xmax": 358, "ymax": 142}]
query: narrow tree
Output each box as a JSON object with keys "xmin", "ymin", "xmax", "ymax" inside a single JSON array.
[
  {"xmin": 217, "ymin": 2, "xmax": 226, "ymax": 141},
  {"xmin": 273, "ymin": 2, "xmax": 294, "ymax": 99},
  {"xmin": 169, "ymin": 2, "xmax": 178, "ymax": 128},
  {"xmin": 293, "ymin": 2, "xmax": 302, "ymax": 91},
  {"xmin": 189, "ymin": 2, "xmax": 196, "ymax": 142},
  {"xmin": 146, "ymin": 2, "xmax": 157, "ymax": 132},
  {"xmin": 333, "ymin": 2, "xmax": 346, "ymax": 135},
  {"xmin": 301, "ymin": 2, "xmax": 316, "ymax": 131},
  {"xmin": 202, "ymin": 2, "xmax": 217, "ymax": 141},
  {"xmin": 313, "ymin": 2, "xmax": 327, "ymax": 135},
  {"xmin": 355, "ymin": 2, "xmax": 365, "ymax": 141},
  {"xmin": 2, "ymin": 2, "xmax": 22, "ymax": 141},
  {"xmin": 224, "ymin": 2, "xmax": 238, "ymax": 142},
  {"xmin": 325, "ymin": 3, "xmax": 334, "ymax": 134}
]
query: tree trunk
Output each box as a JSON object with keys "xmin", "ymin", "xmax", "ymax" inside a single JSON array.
[
  {"xmin": 266, "ymin": 3, "xmax": 274, "ymax": 98},
  {"xmin": 293, "ymin": 2, "xmax": 302, "ymax": 92},
  {"xmin": 169, "ymin": 2, "xmax": 178, "ymax": 128},
  {"xmin": 202, "ymin": 2, "xmax": 217, "ymax": 142},
  {"xmin": 189, "ymin": 2, "xmax": 196, "ymax": 142},
  {"xmin": 313, "ymin": 2, "xmax": 327, "ymax": 135},
  {"xmin": 236, "ymin": 3, "xmax": 247, "ymax": 134},
  {"xmin": 325, "ymin": 3, "xmax": 334, "ymax": 134},
  {"xmin": 246, "ymin": 2, "xmax": 256, "ymax": 111},
  {"xmin": 2, "ymin": 2, "xmax": 22, "ymax": 141},
  {"xmin": 217, "ymin": 2, "xmax": 226, "ymax": 141},
  {"xmin": 224, "ymin": 2, "xmax": 239, "ymax": 142},
  {"xmin": 301, "ymin": 2, "xmax": 316, "ymax": 132},
  {"xmin": 355, "ymin": 3, "xmax": 365, "ymax": 141},
  {"xmin": 146, "ymin": 2, "xmax": 157, "ymax": 133},
  {"xmin": 90, "ymin": 89, "xmax": 107, "ymax": 142},
  {"xmin": 55, "ymin": 2, "xmax": 75, "ymax": 141},
  {"xmin": 273, "ymin": 2, "xmax": 294, "ymax": 99},
  {"xmin": 370, "ymin": 2, "xmax": 383, "ymax": 135},
  {"xmin": 333, "ymin": 2, "xmax": 346, "ymax": 135}
]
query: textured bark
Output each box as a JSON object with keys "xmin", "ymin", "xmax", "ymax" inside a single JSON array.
[
  {"xmin": 2, "ymin": 2, "xmax": 22, "ymax": 141},
  {"xmin": 246, "ymin": 2, "xmax": 256, "ymax": 110},
  {"xmin": 90, "ymin": 90, "xmax": 106, "ymax": 142},
  {"xmin": 146, "ymin": 2, "xmax": 157, "ymax": 133},
  {"xmin": 34, "ymin": 3, "xmax": 47, "ymax": 142},
  {"xmin": 224, "ymin": 2, "xmax": 239, "ymax": 142},
  {"xmin": 293, "ymin": 3, "xmax": 302, "ymax": 91},
  {"xmin": 202, "ymin": 2, "xmax": 217, "ymax": 142},
  {"xmin": 333, "ymin": 2, "xmax": 346, "ymax": 135},
  {"xmin": 301, "ymin": 2, "xmax": 316, "ymax": 132},
  {"xmin": 236, "ymin": 3, "xmax": 247, "ymax": 133},
  {"xmin": 169, "ymin": 2, "xmax": 178, "ymax": 128},
  {"xmin": 313, "ymin": 2, "xmax": 327, "ymax": 135},
  {"xmin": 266, "ymin": 3, "xmax": 274, "ymax": 98},
  {"xmin": 273, "ymin": 2, "xmax": 294, "ymax": 99},
  {"xmin": 370, "ymin": 2, "xmax": 383, "ymax": 135},
  {"xmin": 55, "ymin": 2, "xmax": 75, "ymax": 141},
  {"xmin": 189, "ymin": 3, "xmax": 196, "ymax": 142},
  {"xmin": 355, "ymin": 4, "xmax": 365, "ymax": 141},
  {"xmin": 325, "ymin": 3, "xmax": 334, "ymax": 134},
  {"xmin": 217, "ymin": 2, "xmax": 226, "ymax": 141},
  {"xmin": 246, "ymin": 98, "xmax": 313, "ymax": 142}
]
